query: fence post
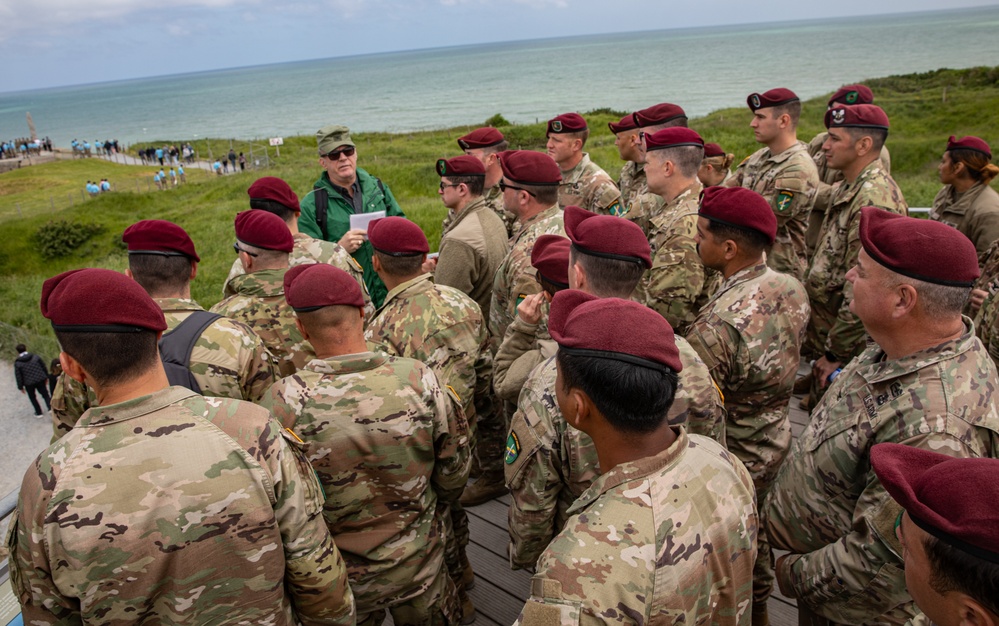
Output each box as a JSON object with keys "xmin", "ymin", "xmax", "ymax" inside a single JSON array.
[
  {"xmin": 16, "ymin": 203, "xmax": 22, "ymax": 217},
  {"xmin": 50, "ymin": 196, "xmax": 55, "ymax": 211}
]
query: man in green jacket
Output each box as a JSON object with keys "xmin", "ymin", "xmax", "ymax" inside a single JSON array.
[{"xmin": 299, "ymin": 124, "xmax": 405, "ymax": 307}]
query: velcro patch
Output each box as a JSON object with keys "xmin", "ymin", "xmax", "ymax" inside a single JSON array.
[
  {"xmin": 505, "ymin": 432, "xmax": 521, "ymax": 464},
  {"xmin": 776, "ymin": 191, "xmax": 794, "ymax": 213},
  {"xmin": 607, "ymin": 201, "xmax": 624, "ymax": 217}
]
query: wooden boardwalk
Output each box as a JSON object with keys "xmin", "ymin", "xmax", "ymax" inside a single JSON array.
[{"xmin": 460, "ymin": 382, "xmax": 814, "ymax": 626}]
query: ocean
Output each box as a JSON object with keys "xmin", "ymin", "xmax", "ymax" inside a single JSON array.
[{"xmin": 2, "ymin": 5, "xmax": 999, "ymax": 148}]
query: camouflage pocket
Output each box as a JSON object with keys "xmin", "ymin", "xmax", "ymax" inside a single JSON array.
[
  {"xmin": 4, "ymin": 513, "xmax": 28, "ymax": 605},
  {"xmin": 280, "ymin": 429, "xmax": 325, "ymax": 517}
]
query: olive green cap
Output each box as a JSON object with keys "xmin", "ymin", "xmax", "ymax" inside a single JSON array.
[{"xmin": 316, "ymin": 125, "xmax": 354, "ymax": 154}]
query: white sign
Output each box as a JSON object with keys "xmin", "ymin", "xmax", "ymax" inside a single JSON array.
[{"xmin": 269, "ymin": 137, "xmax": 284, "ymax": 146}]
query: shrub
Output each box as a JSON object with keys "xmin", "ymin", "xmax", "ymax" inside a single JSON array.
[
  {"xmin": 484, "ymin": 113, "xmax": 511, "ymax": 127},
  {"xmin": 35, "ymin": 220, "xmax": 104, "ymax": 259}
]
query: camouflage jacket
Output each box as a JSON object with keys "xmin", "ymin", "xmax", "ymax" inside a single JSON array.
[
  {"xmin": 436, "ymin": 196, "xmax": 511, "ymax": 324},
  {"xmin": 636, "ymin": 180, "xmax": 706, "ymax": 334},
  {"xmin": 365, "ymin": 273, "xmax": 492, "ymax": 423},
  {"xmin": 210, "ymin": 268, "xmax": 315, "ymax": 377},
  {"xmin": 727, "ymin": 141, "xmax": 818, "ymax": 280},
  {"xmin": 7, "ymin": 386, "xmax": 354, "ymax": 626},
  {"xmin": 260, "ymin": 352, "xmax": 470, "ymax": 613},
  {"xmin": 929, "ymin": 182, "xmax": 999, "ymax": 256},
  {"xmin": 685, "ymin": 262, "xmax": 810, "ymax": 492},
  {"xmin": 623, "ymin": 191, "xmax": 663, "ymax": 239},
  {"xmin": 490, "ymin": 205, "xmax": 565, "ymax": 341},
  {"xmin": 808, "ymin": 132, "xmax": 891, "ymax": 215},
  {"xmin": 505, "ymin": 337, "xmax": 725, "ymax": 570},
  {"xmin": 557, "ymin": 153, "xmax": 622, "ymax": 216},
  {"xmin": 805, "ymin": 159, "xmax": 907, "ymax": 360},
  {"xmin": 514, "ymin": 428, "xmax": 757, "ymax": 626},
  {"xmin": 764, "ymin": 320, "xmax": 999, "ymax": 624},
  {"xmin": 492, "ymin": 314, "xmax": 557, "ymax": 404},
  {"xmin": 617, "ymin": 160, "xmax": 647, "ymax": 218}
]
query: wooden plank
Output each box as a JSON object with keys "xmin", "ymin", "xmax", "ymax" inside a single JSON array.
[
  {"xmin": 768, "ymin": 595, "xmax": 798, "ymax": 626},
  {"xmin": 464, "ymin": 498, "xmax": 508, "ymax": 531},
  {"xmin": 467, "ymin": 509, "xmax": 511, "ymax": 558},
  {"xmin": 465, "ymin": 542, "xmax": 531, "ymax": 625}
]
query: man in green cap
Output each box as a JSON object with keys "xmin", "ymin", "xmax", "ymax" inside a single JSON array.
[{"xmin": 299, "ymin": 124, "xmax": 405, "ymax": 307}]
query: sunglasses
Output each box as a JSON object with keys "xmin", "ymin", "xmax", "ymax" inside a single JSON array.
[
  {"xmin": 498, "ymin": 181, "xmax": 535, "ymax": 197},
  {"xmin": 439, "ymin": 181, "xmax": 461, "ymax": 191},
  {"xmin": 233, "ymin": 242, "xmax": 258, "ymax": 257},
  {"xmin": 323, "ymin": 146, "xmax": 356, "ymax": 160}
]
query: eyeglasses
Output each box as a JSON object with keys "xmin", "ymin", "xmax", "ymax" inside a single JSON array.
[
  {"xmin": 498, "ymin": 181, "xmax": 536, "ymax": 197},
  {"xmin": 323, "ymin": 146, "xmax": 356, "ymax": 161},
  {"xmin": 439, "ymin": 181, "xmax": 461, "ymax": 191},
  {"xmin": 233, "ymin": 242, "xmax": 258, "ymax": 257}
]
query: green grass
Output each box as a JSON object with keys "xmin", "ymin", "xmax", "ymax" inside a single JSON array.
[{"xmin": 2, "ymin": 65, "xmax": 998, "ymax": 356}]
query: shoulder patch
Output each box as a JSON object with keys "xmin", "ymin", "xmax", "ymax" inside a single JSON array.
[
  {"xmin": 516, "ymin": 294, "xmax": 528, "ymax": 308},
  {"xmin": 446, "ymin": 384, "xmax": 462, "ymax": 405},
  {"xmin": 607, "ymin": 201, "xmax": 624, "ymax": 217},
  {"xmin": 505, "ymin": 432, "xmax": 521, "ymax": 464},
  {"xmin": 349, "ymin": 256, "xmax": 363, "ymax": 272},
  {"xmin": 776, "ymin": 191, "xmax": 794, "ymax": 213}
]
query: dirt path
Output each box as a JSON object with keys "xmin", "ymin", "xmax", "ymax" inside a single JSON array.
[{"xmin": 0, "ymin": 362, "xmax": 55, "ymax": 500}]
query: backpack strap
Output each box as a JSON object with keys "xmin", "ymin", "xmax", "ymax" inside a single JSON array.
[
  {"xmin": 158, "ymin": 310, "xmax": 222, "ymax": 394},
  {"xmin": 313, "ymin": 187, "xmax": 330, "ymax": 240}
]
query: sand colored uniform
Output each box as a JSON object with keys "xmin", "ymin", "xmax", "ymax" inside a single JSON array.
[
  {"xmin": 557, "ymin": 153, "xmax": 622, "ymax": 216},
  {"xmin": 211, "ymin": 268, "xmax": 315, "ymax": 377},
  {"xmin": 726, "ymin": 142, "xmax": 819, "ymax": 280},
  {"xmin": 261, "ymin": 352, "xmax": 470, "ymax": 625},
  {"xmin": 504, "ymin": 337, "xmax": 725, "ymax": 570},
  {"xmin": 929, "ymin": 181, "xmax": 999, "ymax": 255},
  {"xmin": 7, "ymin": 387, "xmax": 355, "ymax": 626},
  {"xmin": 514, "ymin": 428, "xmax": 757, "ymax": 626},
  {"xmin": 764, "ymin": 320, "xmax": 999, "ymax": 624}
]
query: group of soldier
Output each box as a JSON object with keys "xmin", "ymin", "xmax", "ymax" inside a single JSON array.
[{"xmin": 6, "ymin": 81, "xmax": 999, "ymax": 626}]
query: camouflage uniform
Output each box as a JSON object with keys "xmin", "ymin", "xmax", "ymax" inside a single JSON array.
[
  {"xmin": 685, "ymin": 263, "xmax": 810, "ymax": 491},
  {"xmin": 435, "ymin": 196, "xmax": 511, "ymax": 326},
  {"xmin": 492, "ymin": 314, "xmax": 557, "ymax": 404},
  {"xmin": 514, "ymin": 428, "xmax": 757, "ymax": 626},
  {"xmin": 617, "ymin": 160, "xmax": 647, "ymax": 218},
  {"xmin": 557, "ymin": 153, "xmax": 623, "ymax": 216},
  {"xmin": 50, "ymin": 373, "xmax": 96, "ymax": 442},
  {"xmin": 211, "ymin": 268, "xmax": 315, "ymax": 377},
  {"xmin": 804, "ymin": 160, "xmax": 906, "ymax": 362},
  {"xmin": 764, "ymin": 320, "xmax": 999, "ymax": 624},
  {"xmin": 623, "ymin": 191, "xmax": 663, "ymax": 239},
  {"xmin": 505, "ymin": 337, "xmax": 725, "ymax": 570},
  {"xmin": 726, "ymin": 142, "xmax": 819, "ymax": 280},
  {"xmin": 635, "ymin": 180, "xmax": 705, "ymax": 335},
  {"xmin": 261, "ymin": 352, "xmax": 470, "ymax": 625},
  {"xmin": 929, "ymin": 182, "xmax": 999, "ymax": 255},
  {"xmin": 7, "ymin": 386, "xmax": 355, "ymax": 626}
]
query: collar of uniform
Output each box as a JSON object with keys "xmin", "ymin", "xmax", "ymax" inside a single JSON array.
[
  {"xmin": 664, "ymin": 179, "xmax": 704, "ymax": 213},
  {"xmin": 766, "ymin": 140, "xmax": 809, "ymax": 164},
  {"xmin": 78, "ymin": 386, "xmax": 199, "ymax": 428},
  {"xmin": 513, "ymin": 204, "xmax": 562, "ymax": 244},
  {"xmin": 226, "ymin": 268, "xmax": 288, "ymax": 298},
  {"xmin": 837, "ymin": 159, "xmax": 888, "ymax": 203},
  {"xmin": 153, "ymin": 297, "xmax": 204, "ymax": 313},
  {"xmin": 566, "ymin": 426, "xmax": 690, "ymax": 516},
  {"xmin": 560, "ymin": 152, "xmax": 592, "ymax": 182},
  {"xmin": 711, "ymin": 262, "xmax": 771, "ymax": 303},
  {"xmin": 377, "ymin": 273, "xmax": 434, "ymax": 314},
  {"xmin": 855, "ymin": 317, "xmax": 977, "ymax": 385},
  {"xmin": 306, "ymin": 350, "xmax": 389, "ymax": 375},
  {"xmin": 937, "ymin": 182, "xmax": 989, "ymax": 217},
  {"xmin": 444, "ymin": 195, "xmax": 489, "ymax": 235}
]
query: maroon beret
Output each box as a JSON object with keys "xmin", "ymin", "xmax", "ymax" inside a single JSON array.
[
  {"xmin": 284, "ymin": 263, "xmax": 365, "ymax": 311},
  {"xmin": 872, "ymin": 442, "xmax": 999, "ymax": 564},
  {"xmin": 645, "ymin": 127, "xmax": 704, "ymax": 152},
  {"xmin": 608, "ymin": 113, "xmax": 638, "ymax": 134},
  {"xmin": 564, "ymin": 205, "xmax": 652, "ymax": 269},
  {"xmin": 825, "ymin": 104, "xmax": 890, "ymax": 131},
  {"xmin": 748, "ymin": 88, "xmax": 799, "ymax": 111},
  {"xmin": 234, "ymin": 210, "xmax": 294, "ymax": 253},
  {"xmin": 703, "ymin": 142, "xmax": 725, "ymax": 158},
  {"xmin": 547, "ymin": 113, "xmax": 587, "ymax": 135},
  {"xmin": 368, "ymin": 216, "xmax": 429, "ymax": 256},
  {"xmin": 437, "ymin": 155, "xmax": 485, "ymax": 177},
  {"xmin": 549, "ymin": 290, "xmax": 682, "ymax": 373},
  {"xmin": 947, "ymin": 135, "xmax": 992, "ymax": 159},
  {"xmin": 699, "ymin": 187, "xmax": 777, "ymax": 245},
  {"xmin": 457, "ymin": 127, "xmax": 504, "ymax": 150},
  {"xmin": 41, "ymin": 268, "xmax": 167, "ymax": 333},
  {"xmin": 633, "ymin": 103, "xmax": 687, "ymax": 128},
  {"xmin": 122, "ymin": 219, "xmax": 200, "ymax": 262},
  {"xmin": 531, "ymin": 235, "xmax": 571, "ymax": 288},
  {"xmin": 248, "ymin": 176, "xmax": 300, "ymax": 212},
  {"xmin": 828, "ymin": 84, "xmax": 874, "ymax": 107},
  {"xmin": 860, "ymin": 206, "xmax": 979, "ymax": 287},
  {"xmin": 497, "ymin": 150, "xmax": 561, "ymax": 186}
]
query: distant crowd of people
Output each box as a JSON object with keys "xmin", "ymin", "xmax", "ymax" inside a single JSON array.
[
  {"xmin": 151, "ymin": 166, "xmax": 186, "ymax": 189},
  {"xmin": 1, "ymin": 137, "xmax": 51, "ymax": 159},
  {"xmin": 139, "ymin": 143, "xmax": 196, "ymax": 166},
  {"xmin": 70, "ymin": 138, "xmax": 120, "ymax": 158},
  {"xmin": 84, "ymin": 178, "xmax": 112, "ymax": 196}
]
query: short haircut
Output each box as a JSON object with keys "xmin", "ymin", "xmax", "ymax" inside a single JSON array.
[
  {"xmin": 569, "ymin": 246, "xmax": 645, "ymax": 298},
  {"xmin": 882, "ymin": 271, "xmax": 970, "ymax": 318},
  {"xmin": 563, "ymin": 129, "xmax": 590, "ymax": 148},
  {"xmin": 374, "ymin": 250, "xmax": 424, "ymax": 277},
  {"xmin": 249, "ymin": 198, "xmax": 297, "ymax": 223},
  {"xmin": 445, "ymin": 175, "xmax": 484, "ymax": 197},
  {"xmin": 703, "ymin": 218, "xmax": 771, "ymax": 256},
  {"xmin": 56, "ymin": 330, "xmax": 160, "ymax": 387},
  {"xmin": 648, "ymin": 145, "xmax": 703, "ymax": 178},
  {"xmin": 925, "ymin": 533, "xmax": 999, "ymax": 617},
  {"xmin": 949, "ymin": 148, "xmax": 999, "ymax": 185},
  {"xmin": 296, "ymin": 304, "xmax": 361, "ymax": 337},
  {"xmin": 845, "ymin": 126, "xmax": 889, "ymax": 153},
  {"xmin": 520, "ymin": 183, "xmax": 559, "ymax": 206},
  {"xmin": 15, "ymin": 344, "xmax": 25, "ymax": 353},
  {"xmin": 129, "ymin": 254, "xmax": 193, "ymax": 295},
  {"xmin": 557, "ymin": 349, "xmax": 678, "ymax": 434},
  {"xmin": 240, "ymin": 243, "xmax": 290, "ymax": 267},
  {"xmin": 483, "ymin": 140, "xmax": 509, "ymax": 154},
  {"xmin": 537, "ymin": 273, "xmax": 568, "ymax": 298},
  {"xmin": 643, "ymin": 117, "xmax": 689, "ymax": 132},
  {"xmin": 770, "ymin": 100, "xmax": 802, "ymax": 127}
]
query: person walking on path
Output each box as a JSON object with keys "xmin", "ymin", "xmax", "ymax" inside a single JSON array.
[{"xmin": 14, "ymin": 343, "xmax": 50, "ymax": 417}]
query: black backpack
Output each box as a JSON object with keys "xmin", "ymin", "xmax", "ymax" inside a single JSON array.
[{"xmin": 159, "ymin": 310, "xmax": 222, "ymax": 393}]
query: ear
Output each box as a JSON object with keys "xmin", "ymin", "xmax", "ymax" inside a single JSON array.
[
  {"xmin": 295, "ymin": 317, "xmax": 309, "ymax": 341},
  {"xmin": 955, "ymin": 593, "xmax": 998, "ymax": 626},
  {"xmin": 570, "ymin": 260, "xmax": 587, "ymax": 291},
  {"xmin": 778, "ymin": 112, "xmax": 792, "ymax": 129},
  {"xmin": 572, "ymin": 137, "xmax": 584, "ymax": 152},
  {"xmin": 371, "ymin": 254, "xmax": 382, "ymax": 273},
  {"xmin": 662, "ymin": 159, "xmax": 675, "ymax": 178},
  {"xmin": 855, "ymin": 135, "xmax": 875, "ymax": 158},
  {"xmin": 723, "ymin": 239, "xmax": 739, "ymax": 261},
  {"xmin": 893, "ymin": 283, "xmax": 919, "ymax": 318},
  {"xmin": 189, "ymin": 261, "xmax": 198, "ymax": 282},
  {"xmin": 60, "ymin": 352, "xmax": 88, "ymax": 384},
  {"xmin": 240, "ymin": 251, "xmax": 254, "ymax": 272},
  {"xmin": 124, "ymin": 268, "xmax": 134, "ymax": 280}
]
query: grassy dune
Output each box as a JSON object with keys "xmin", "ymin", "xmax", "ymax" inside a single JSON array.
[{"xmin": 1, "ymin": 65, "xmax": 997, "ymax": 358}]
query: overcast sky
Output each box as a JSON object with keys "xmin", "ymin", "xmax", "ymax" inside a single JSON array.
[{"xmin": 2, "ymin": 0, "xmax": 998, "ymax": 93}]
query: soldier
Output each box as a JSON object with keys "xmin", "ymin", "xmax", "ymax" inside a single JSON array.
[
  {"xmin": 929, "ymin": 135, "xmax": 999, "ymax": 255},
  {"xmin": 698, "ymin": 142, "xmax": 734, "ymax": 188},
  {"xmin": 505, "ymin": 206, "xmax": 725, "ymax": 570},
  {"xmin": 433, "ymin": 156, "xmax": 510, "ymax": 323},
  {"xmin": 514, "ymin": 290, "xmax": 757, "ymax": 625},
  {"xmin": 634, "ymin": 127, "xmax": 706, "ymax": 335},
  {"xmin": 211, "ymin": 210, "xmax": 314, "ymax": 376},
  {"xmin": 764, "ymin": 208, "xmax": 999, "ymax": 625},
  {"xmin": 8, "ymin": 268, "xmax": 354, "ymax": 625},
  {"xmin": 608, "ymin": 112, "xmax": 643, "ymax": 216},
  {"xmin": 726, "ymin": 88, "xmax": 818, "ymax": 280},
  {"xmin": 298, "ymin": 124, "xmax": 405, "ymax": 307},
  {"xmin": 363, "ymin": 215, "xmax": 491, "ymax": 623},
  {"xmin": 871, "ymin": 444, "xmax": 999, "ymax": 626},
  {"xmin": 545, "ymin": 112, "xmax": 622, "ymax": 215},
  {"xmin": 802, "ymin": 104, "xmax": 907, "ymax": 408},
  {"xmin": 626, "ymin": 102, "xmax": 689, "ymax": 236},
  {"xmin": 224, "ymin": 176, "xmax": 370, "ymax": 314},
  {"xmin": 456, "ymin": 127, "xmax": 514, "ymax": 236},
  {"xmin": 261, "ymin": 263, "xmax": 470, "ymax": 626},
  {"xmin": 685, "ymin": 186, "xmax": 810, "ymax": 624}
]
